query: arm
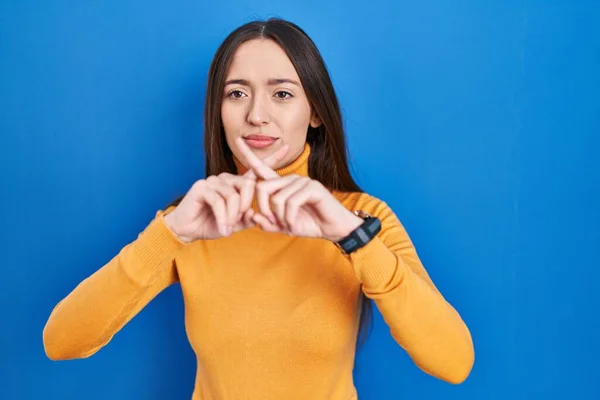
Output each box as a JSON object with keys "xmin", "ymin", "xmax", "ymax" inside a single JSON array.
[
  {"xmin": 347, "ymin": 198, "xmax": 474, "ymax": 384},
  {"xmin": 42, "ymin": 209, "xmax": 186, "ymax": 361}
]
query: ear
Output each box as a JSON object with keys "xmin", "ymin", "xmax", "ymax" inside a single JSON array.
[{"xmin": 309, "ymin": 111, "xmax": 322, "ymax": 128}]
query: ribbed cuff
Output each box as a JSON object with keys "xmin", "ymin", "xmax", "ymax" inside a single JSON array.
[
  {"xmin": 349, "ymin": 236, "xmax": 399, "ymax": 289},
  {"xmin": 125, "ymin": 213, "xmax": 187, "ymax": 282}
]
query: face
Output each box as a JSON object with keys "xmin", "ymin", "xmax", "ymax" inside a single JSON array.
[{"xmin": 221, "ymin": 39, "xmax": 321, "ymax": 169}]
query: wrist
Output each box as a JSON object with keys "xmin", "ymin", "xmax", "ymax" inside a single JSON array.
[
  {"xmin": 163, "ymin": 213, "xmax": 192, "ymax": 244},
  {"xmin": 332, "ymin": 210, "xmax": 382, "ymax": 255},
  {"xmin": 327, "ymin": 213, "xmax": 363, "ymax": 242}
]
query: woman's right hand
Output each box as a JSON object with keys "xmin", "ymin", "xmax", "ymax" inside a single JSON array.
[{"xmin": 163, "ymin": 144, "xmax": 289, "ymax": 242}]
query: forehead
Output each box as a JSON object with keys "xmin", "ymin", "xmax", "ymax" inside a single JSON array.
[{"xmin": 226, "ymin": 39, "xmax": 299, "ymax": 80}]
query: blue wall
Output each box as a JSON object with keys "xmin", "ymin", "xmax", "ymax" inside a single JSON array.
[{"xmin": 2, "ymin": 1, "xmax": 599, "ymax": 399}]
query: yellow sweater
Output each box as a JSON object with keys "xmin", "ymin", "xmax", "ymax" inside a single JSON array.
[{"xmin": 43, "ymin": 143, "xmax": 474, "ymax": 399}]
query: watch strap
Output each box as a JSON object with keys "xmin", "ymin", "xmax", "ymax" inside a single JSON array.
[{"xmin": 336, "ymin": 211, "xmax": 382, "ymax": 255}]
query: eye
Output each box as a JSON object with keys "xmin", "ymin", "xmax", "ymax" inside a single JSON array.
[
  {"xmin": 227, "ymin": 90, "xmax": 247, "ymax": 99},
  {"xmin": 274, "ymin": 91, "xmax": 294, "ymax": 100}
]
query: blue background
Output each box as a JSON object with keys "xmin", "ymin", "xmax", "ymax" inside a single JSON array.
[{"xmin": 1, "ymin": 1, "xmax": 599, "ymax": 399}]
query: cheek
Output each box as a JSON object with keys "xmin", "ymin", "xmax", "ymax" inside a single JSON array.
[
  {"xmin": 221, "ymin": 103, "xmax": 241, "ymax": 136},
  {"xmin": 279, "ymin": 103, "xmax": 312, "ymax": 132},
  {"xmin": 220, "ymin": 104, "xmax": 240, "ymax": 156},
  {"xmin": 220, "ymin": 104, "xmax": 231, "ymax": 128}
]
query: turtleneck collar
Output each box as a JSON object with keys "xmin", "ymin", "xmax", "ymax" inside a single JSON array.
[{"xmin": 233, "ymin": 142, "xmax": 311, "ymax": 178}]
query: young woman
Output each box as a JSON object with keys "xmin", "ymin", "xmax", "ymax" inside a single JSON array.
[{"xmin": 43, "ymin": 17, "xmax": 474, "ymax": 399}]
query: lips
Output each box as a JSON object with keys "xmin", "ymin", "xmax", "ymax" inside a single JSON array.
[
  {"xmin": 243, "ymin": 134, "xmax": 279, "ymax": 149},
  {"xmin": 244, "ymin": 134, "xmax": 277, "ymax": 140}
]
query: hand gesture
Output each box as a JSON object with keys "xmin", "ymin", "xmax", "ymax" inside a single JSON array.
[
  {"xmin": 163, "ymin": 143, "xmax": 289, "ymax": 242},
  {"xmin": 235, "ymin": 137, "xmax": 363, "ymax": 242}
]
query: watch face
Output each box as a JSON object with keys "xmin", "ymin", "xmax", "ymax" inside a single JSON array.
[{"xmin": 353, "ymin": 210, "xmax": 373, "ymax": 219}]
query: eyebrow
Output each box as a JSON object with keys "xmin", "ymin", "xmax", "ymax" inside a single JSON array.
[{"xmin": 224, "ymin": 78, "xmax": 301, "ymax": 87}]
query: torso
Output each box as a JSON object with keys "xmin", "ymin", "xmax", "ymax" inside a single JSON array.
[{"xmin": 174, "ymin": 192, "xmax": 365, "ymax": 399}]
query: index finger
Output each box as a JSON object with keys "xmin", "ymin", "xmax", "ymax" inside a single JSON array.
[{"xmin": 237, "ymin": 137, "xmax": 288, "ymax": 180}]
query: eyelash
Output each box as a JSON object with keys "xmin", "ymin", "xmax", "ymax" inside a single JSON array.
[
  {"xmin": 227, "ymin": 90, "xmax": 246, "ymax": 100},
  {"xmin": 274, "ymin": 91, "xmax": 293, "ymax": 100},
  {"xmin": 226, "ymin": 90, "xmax": 294, "ymax": 101}
]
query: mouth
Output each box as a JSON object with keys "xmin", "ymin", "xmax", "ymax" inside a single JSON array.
[{"xmin": 243, "ymin": 135, "xmax": 279, "ymax": 149}]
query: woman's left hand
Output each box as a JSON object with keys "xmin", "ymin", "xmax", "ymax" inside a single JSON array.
[{"xmin": 235, "ymin": 137, "xmax": 363, "ymax": 242}]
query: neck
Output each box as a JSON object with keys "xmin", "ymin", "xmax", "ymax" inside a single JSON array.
[{"xmin": 233, "ymin": 142, "xmax": 311, "ymax": 178}]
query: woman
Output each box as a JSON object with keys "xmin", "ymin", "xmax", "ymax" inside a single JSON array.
[{"xmin": 43, "ymin": 17, "xmax": 474, "ymax": 399}]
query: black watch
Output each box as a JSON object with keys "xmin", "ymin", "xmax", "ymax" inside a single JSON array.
[{"xmin": 335, "ymin": 210, "xmax": 382, "ymax": 255}]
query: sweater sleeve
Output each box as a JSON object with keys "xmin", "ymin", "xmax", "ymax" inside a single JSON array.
[
  {"xmin": 348, "ymin": 197, "xmax": 474, "ymax": 384},
  {"xmin": 42, "ymin": 209, "xmax": 186, "ymax": 361}
]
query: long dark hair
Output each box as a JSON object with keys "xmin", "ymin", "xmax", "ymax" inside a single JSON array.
[{"xmin": 174, "ymin": 17, "xmax": 373, "ymax": 351}]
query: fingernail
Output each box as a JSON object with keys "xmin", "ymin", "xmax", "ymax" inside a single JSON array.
[{"xmin": 268, "ymin": 215, "xmax": 277, "ymax": 225}]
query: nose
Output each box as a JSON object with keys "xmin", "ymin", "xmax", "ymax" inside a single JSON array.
[{"xmin": 247, "ymin": 95, "xmax": 270, "ymax": 126}]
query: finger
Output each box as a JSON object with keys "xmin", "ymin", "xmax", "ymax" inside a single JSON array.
[
  {"xmin": 236, "ymin": 177, "xmax": 255, "ymax": 215},
  {"xmin": 236, "ymin": 137, "xmax": 283, "ymax": 180},
  {"xmin": 199, "ymin": 188, "xmax": 229, "ymax": 236},
  {"xmin": 232, "ymin": 208, "xmax": 255, "ymax": 233},
  {"xmin": 270, "ymin": 177, "xmax": 310, "ymax": 230},
  {"xmin": 219, "ymin": 173, "xmax": 255, "ymax": 216},
  {"xmin": 286, "ymin": 182, "xmax": 322, "ymax": 229},
  {"xmin": 256, "ymin": 175, "xmax": 299, "ymax": 224},
  {"xmin": 252, "ymin": 212, "xmax": 280, "ymax": 233},
  {"xmin": 242, "ymin": 144, "xmax": 289, "ymax": 180},
  {"xmin": 242, "ymin": 208, "xmax": 255, "ymax": 227},
  {"xmin": 206, "ymin": 176, "xmax": 240, "ymax": 229}
]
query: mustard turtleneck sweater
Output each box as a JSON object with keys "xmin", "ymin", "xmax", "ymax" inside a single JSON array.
[{"xmin": 43, "ymin": 143, "xmax": 474, "ymax": 399}]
